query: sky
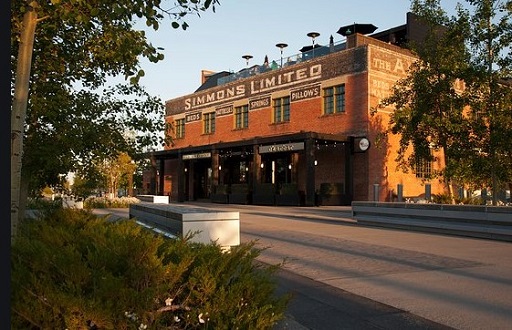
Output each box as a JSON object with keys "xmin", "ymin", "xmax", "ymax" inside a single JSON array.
[{"xmin": 133, "ymin": 0, "xmax": 462, "ymax": 102}]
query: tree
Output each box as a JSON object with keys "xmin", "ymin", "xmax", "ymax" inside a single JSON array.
[
  {"xmin": 96, "ymin": 152, "xmax": 137, "ymax": 198},
  {"xmin": 375, "ymin": 0, "xmax": 471, "ymax": 203},
  {"xmin": 460, "ymin": 0, "xmax": 512, "ymax": 204},
  {"xmin": 375, "ymin": 0, "xmax": 511, "ymax": 204},
  {"xmin": 71, "ymin": 174, "xmax": 99, "ymax": 200},
  {"xmin": 22, "ymin": 84, "xmax": 163, "ymax": 195},
  {"xmin": 11, "ymin": 0, "xmax": 220, "ymax": 242}
]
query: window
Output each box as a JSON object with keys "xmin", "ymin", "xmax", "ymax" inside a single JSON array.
[
  {"xmin": 175, "ymin": 118, "xmax": 185, "ymax": 138},
  {"xmin": 203, "ymin": 112, "xmax": 215, "ymax": 134},
  {"xmin": 323, "ymin": 84, "xmax": 345, "ymax": 114},
  {"xmin": 235, "ymin": 105, "xmax": 249, "ymax": 129},
  {"xmin": 273, "ymin": 96, "xmax": 290, "ymax": 123},
  {"xmin": 414, "ymin": 152, "xmax": 433, "ymax": 179}
]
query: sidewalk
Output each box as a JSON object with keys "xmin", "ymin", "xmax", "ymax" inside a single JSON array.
[
  {"xmin": 271, "ymin": 265, "xmax": 451, "ymax": 330},
  {"xmin": 94, "ymin": 203, "xmax": 512, "ymax": 329}
]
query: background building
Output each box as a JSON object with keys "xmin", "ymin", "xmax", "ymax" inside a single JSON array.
[{"xmin": 146, "ymin": 13, "xmax": 446, "ymax": 206}]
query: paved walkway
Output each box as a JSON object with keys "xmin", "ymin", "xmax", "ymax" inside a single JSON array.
[{"xmin": 94, "ymin": 203, "xmax": 512, "ymax": 330}]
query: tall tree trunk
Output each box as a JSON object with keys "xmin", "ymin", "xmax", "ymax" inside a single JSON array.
[
  {"xmin": 445, "ymin": 177, "xmax": 456, "ymax": 204},
  {"xmin": 11, "ymin": 1, "xmax": 38, "ymax": 244},
  {"xmin": 442, "ymin": 148, "xmax": 456, "ymax": 204}
]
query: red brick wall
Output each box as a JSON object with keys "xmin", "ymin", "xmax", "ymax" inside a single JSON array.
[
  {"xmin": 160, "ymin": 37, "xmax": 447, "ymax": 202},
  {"xmin": 367, "ymin": 45, "xmax": 447, "ymax": 200},
  {"xmin": 167, "ymin": 71, "xmax": 370, "ymax": 150}
]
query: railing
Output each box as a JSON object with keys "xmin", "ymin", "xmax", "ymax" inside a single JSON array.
[{"xmin": 217, "ymin": 40, "xmax": 346, "ymax": 86}]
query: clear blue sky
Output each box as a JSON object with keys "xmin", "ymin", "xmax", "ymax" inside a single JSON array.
[{"xmin": 134, "ymin": 0, "xmax": 462, "ymax": 102}]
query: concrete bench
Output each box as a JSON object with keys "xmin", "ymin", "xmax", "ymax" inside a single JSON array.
[
  {"xmin": 129, "ymin": 203, "xmax": 240, "ymax": 249},
  {"xmin": 136, "ymin": 195, "xmax": 169, "ymax": 203},
  {"xmin": 352, "ymin": 202, "xmax": 512, "ymax": 242}
]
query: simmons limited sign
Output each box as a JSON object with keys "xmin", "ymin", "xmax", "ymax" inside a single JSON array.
[{"xmin": 184, "ymin": 64, "xmax": 322, "ymax": 110}]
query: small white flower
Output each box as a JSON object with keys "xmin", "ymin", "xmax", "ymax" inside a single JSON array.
[
  {"xmin": 174, "ymin": 316, "xmax": 181, "ymax": 322},
  {"xmin": 165, "ymin": 297, "xmax": 173, "ymax": 306},
  {"xmin": 138, "ymin": 323, "xmax": 147, "ymax": 330},
  {"xmin": 125, "ymin": 311, "xmax": 137, "ymax": 321},
  {"xmin": 198, "ymin": 313, "xmax": 205, "ymax": 324}
]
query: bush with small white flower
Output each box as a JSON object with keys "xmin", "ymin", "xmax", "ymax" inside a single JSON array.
[{"xmin": 11, "ymin": 208, "xmax": 290, "ymax": 329}]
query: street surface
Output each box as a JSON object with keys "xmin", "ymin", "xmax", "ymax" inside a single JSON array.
[{"xmin": 94, "ymin": 203, "xmax": 512, "ymax": 329}]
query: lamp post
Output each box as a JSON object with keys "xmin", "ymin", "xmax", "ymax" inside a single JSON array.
[
  {"xmin": 275, "ymin": 43, "xmax": 288, "ymax": 68},
  {"xmin": 307, "ymin": 32, "xmax": 320, "ymax": 58},
  {"xmin": 242, "ymin": 54, "xmax": 253, "ymax": 67}
]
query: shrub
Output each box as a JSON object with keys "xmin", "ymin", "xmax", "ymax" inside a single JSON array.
[
  {"xmin": 11, "ymin": 209, "xmax": 289, "ymax": 329},
  {"xmin": 84, "ymin": 196, "xmax": 140, "ymax": 209},
  {"xmin": 26, "ymin": 197, "xmax": 62, "ymax": 210},
  {"xmin": 456, "ymin": 196, "xmax": 485, "ymax": 205},
  {"xmin": 431, "ymin": 193, "xmax": 452, "ymax": 204}
]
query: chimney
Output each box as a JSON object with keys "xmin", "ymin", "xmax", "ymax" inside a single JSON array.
[{"xmin": 201, "ymin": 70, "xmax": 216, "ymax": 84}]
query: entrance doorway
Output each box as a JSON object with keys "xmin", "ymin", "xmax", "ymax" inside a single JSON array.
[
  {"xmin": 260, "ymin": 154, "xmax": 293, "ymax": 185},
  {"xmin": 192, "ymin": 160, "xmax": 212, "ymax": 200}
]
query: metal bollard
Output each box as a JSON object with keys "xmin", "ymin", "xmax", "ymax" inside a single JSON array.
[
  {"xmin": 397, "ymin": 184, "xmax": 403, "ymax": 202},
  {"xmin": 425, "ymin": 183, "xmax": 431, "ymax": 201},
  {"xmin": 458, "ymin": 187, "xmax": 465, "ymax": 200},
  {"xmin": 373, "ymin": 184, "xmax": 380, "ymax": 202}
]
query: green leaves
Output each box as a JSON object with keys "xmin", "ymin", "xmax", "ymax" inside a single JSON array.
[
  {"xmin": 11, "ymin": 210, "xmax": 288, "ymax": 329},
  {"xmin": 11, "ymin": 0, "xmax": 221, "ymax": 193},
  {"xmin": 383, "ymin": 0, "xmax": 512, "ymax": 199}
]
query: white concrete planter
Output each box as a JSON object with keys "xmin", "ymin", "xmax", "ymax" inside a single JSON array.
[{"xmin": 130, "ymin": 203, "xmax": 240, "ymax": 249}]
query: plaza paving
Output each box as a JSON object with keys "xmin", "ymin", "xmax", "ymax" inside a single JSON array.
[{"xmin": 95, "ymin": 203, "xmax": 512, "ymax": 329}]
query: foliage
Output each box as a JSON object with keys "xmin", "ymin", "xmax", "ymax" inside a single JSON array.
[
  {"xmin": 385, "ymin": 1, "xmax": 470, "ymax": 175},
  {"xmin": 431, "ymin": 193, "xmax": 455, "ymax": 204},
  {"xmin": 21, "ymin": 83, "xmax": 165, "ymax": 198},
  {"xmin": 72, "ymin": 174, "xmax": 100, "ymax": 201},
  {"xmin": 95, "ymin": 152, "xmax": 138, "ymax": 198},
  {"xmin": 42, "ymin": 186, "xmax": 54, "ymax": 196},
  {"xmin": 11, "ymin": 209, "xmax": 289, "ymax": 329},
  {"xmin": 85, "ymin": 196, "xmax": 141, "ymax": 208},
  {"xmin": 11, "ymin": 0, "xmax": 220, "ymax": 89},
  {"xmin": 26, "ymin": 197, "xmax": 63, "ymax": 210},
  {"xmin": 11, "ymin": 0, "xmax": 220, "ymax": 237},
  {"xmin": 374, "ymin": 0, "xmax": 512, "ymax": 203},
  {"xmin": 457, "ymin": 0, "xmax": 512, "ymax": 196},
  {"xmin": 457, "ymin": 196, "xmax": 486, "ymax": 205}
]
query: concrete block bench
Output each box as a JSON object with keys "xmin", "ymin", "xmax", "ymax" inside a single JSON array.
[
  {"xmin": 129, "ymin": 203, "xmax": 240, "ymax": 248},
  {"xmin": 136, "ymin": 195, "xmax": 169, "ymax": 203},
  {"xmin": 352, "ymin": 202, "xmax": 512, "ymax": 242}
]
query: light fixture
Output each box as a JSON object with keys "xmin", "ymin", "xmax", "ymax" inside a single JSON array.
[
  {"xmin": 275, "ymin": 43, "xmax": 288, "ymax": 68},
  {"xmin": 307, "ymin": 32, "xmax": 320, "ymax": 58},
  {"xmin": 184, "ymin": 168, "xmax": 188, "ymax": 172},
  {"xmin": 218, "ymin": 165, "xmax": 222, "ymax": 171},
  {"xmin": 314, "ymin": 160, "xmax": 318, "ymax": 166},
  {"xmin": 260, "ymin": 163, "xmax": 264, "ymax": 168},
  {"xmin": 288, "ymin": 164, "xmax": 292, "ymax": 170},
  {"xmin": 242, "ymin": 54, "xmax": 253, "ymax": 67}
]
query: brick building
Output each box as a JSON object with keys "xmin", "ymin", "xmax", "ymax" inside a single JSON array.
[{"xmin": 145, "ymin": 13, "xmax": 446, "ymax": 206}]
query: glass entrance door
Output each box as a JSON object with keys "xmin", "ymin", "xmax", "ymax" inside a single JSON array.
[
  {"xmin": 192, "ymin": 160, "xmax": 212, "ymax": 200},
  {"xmin": 261, "ymin": 154, "xmax": 292, "ymax": 185}
]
